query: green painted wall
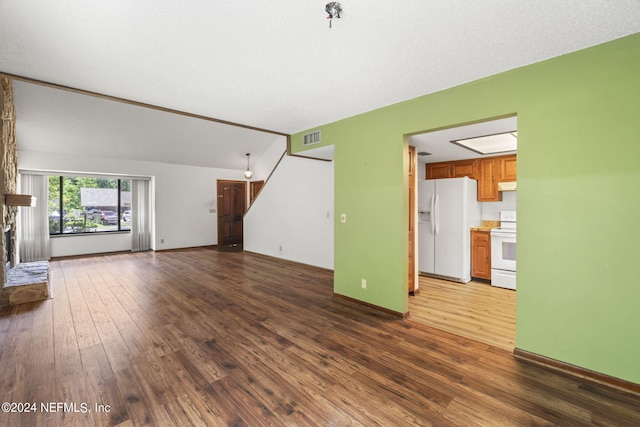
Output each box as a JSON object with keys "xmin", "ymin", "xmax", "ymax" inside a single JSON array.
[{"xmin": 291, "ymin": 34, "xmax": 640, "ymax": 384}]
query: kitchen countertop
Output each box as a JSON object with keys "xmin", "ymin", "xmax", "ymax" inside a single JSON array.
[{"xmin": 470, "ymin": 220, "xmax": 500, "ymax": 232}]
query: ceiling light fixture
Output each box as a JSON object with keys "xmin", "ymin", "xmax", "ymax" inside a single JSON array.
[
  {"xmin": 243, "ymin": 153, "xmax": 253, "ymax": 180},
  {"xmin": 451, "ymin": 131, "xmax": 517, "ymax": 155},
  {"xmin": 325, "ymin": 2, "xmax": 342, "ymax": 28}
]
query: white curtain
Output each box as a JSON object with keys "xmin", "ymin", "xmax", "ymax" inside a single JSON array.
[
  {"xmin": 131, "ymin": 179, "xmax": 151, "ymax": 252},
  {"xmin": 18, "ymin": 174, "xmax": 51, "ymax": 262}
]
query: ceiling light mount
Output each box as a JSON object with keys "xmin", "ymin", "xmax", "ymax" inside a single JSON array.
[{"xmin": 325, "ymin": 2, "xmax": 342, "ymax": 28}]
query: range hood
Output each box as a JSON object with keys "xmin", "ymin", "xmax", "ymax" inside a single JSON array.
[{"xmin": 498, "ymin": 182, "xmax": 517, "ymax": 192}]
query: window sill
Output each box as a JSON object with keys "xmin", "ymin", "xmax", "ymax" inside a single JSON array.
[{"xmin": 50, "ymin": 230, "xmax": 132, "ymax": 238}]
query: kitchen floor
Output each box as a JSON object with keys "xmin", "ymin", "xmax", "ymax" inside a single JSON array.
[{"xmin": 409, "ymin": 276, "xmax": 516, "ymax": 351}]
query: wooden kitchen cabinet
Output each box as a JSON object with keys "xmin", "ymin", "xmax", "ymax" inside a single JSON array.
[
  {"xmin": 471, "ymin": 230, "xmax": 492, "ymax": 280},
  {"xmin": 499, "ymin": 154, "xmax": 517, "ymax": 181},
  {"xmin": 425, "ymin": 162, "xmax": 453, "ymax": 179},
  {"xmin": 426, "ymin": 159, "xmax": 477, "ymax": 180},
  {"xmin": 424, "ymin": 154, "xmax": 515, "ymax": 202},
  {"xmin": 452, "ymin": 159, "xmax": 478, "ymax": 179},
  {"xmin": 477, "ymin": 158, "xmax": 501, "ymax": 202}
]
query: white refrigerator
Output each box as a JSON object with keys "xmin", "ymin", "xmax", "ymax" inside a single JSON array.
[{"xmin": 418, "ymin": 177, "xmax": 481, "ymax": 283}]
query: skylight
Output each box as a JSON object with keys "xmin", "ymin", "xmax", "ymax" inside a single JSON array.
[{"xmin": 451, "ymin": 131, "xmax": 517, "ymax": 155}]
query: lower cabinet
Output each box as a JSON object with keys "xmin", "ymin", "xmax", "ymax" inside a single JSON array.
[{"xmin": 471, "ymin": 230, "xmax": 491, "ymax": 280}]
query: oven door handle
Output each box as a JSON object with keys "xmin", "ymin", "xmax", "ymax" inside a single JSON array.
[{"xmin": 491, "ymin": 231, "xmax": 516, "ymax": 239}]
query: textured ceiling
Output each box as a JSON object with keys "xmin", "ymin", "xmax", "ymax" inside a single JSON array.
[{"xmin": 2, "ymin": 1, "xmax": 640, "ymax": 168}]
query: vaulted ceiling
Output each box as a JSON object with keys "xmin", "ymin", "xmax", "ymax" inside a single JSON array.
[{"xmin": 2, "ymin": 1, "xmax": 639, "ymax": 169}]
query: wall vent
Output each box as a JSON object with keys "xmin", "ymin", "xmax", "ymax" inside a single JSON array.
[{"xmin": 303, "ymin": 130, "xmax": 321, "ymax": 146}]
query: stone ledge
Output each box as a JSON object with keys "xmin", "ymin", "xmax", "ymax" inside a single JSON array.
[{"xmin": 1, "ymin": 261, "xmax": 50, "ymax": 306}]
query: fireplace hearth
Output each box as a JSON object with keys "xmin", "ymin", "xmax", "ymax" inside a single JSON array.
[{"xmin": 2, "ymin": 222, "xmax": 50, "ymax": 306}]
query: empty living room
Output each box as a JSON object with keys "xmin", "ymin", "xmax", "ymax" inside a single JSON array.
[{"xmin": 1, "ymin": 2, "xmax": 640, "ymax": 426}]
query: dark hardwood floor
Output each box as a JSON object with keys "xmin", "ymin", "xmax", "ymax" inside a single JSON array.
[{"xmin": 1, "ymin": 248, "xmax": 638, "ymax": 426}]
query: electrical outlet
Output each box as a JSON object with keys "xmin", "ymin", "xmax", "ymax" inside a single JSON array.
[
  {"xmin": 341, "ymin": 213, "xmax": 347, "ymax": 223},
  {"xmin": 361, "ymin": 278, "xmax": 367, "ymax": 289},
  {"xmin": 161, "ymin": 238, "xmax": 165, "ymax": 244}
]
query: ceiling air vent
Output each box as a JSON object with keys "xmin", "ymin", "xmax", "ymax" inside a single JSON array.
[{"xmin": 303, "ymin": 130, "xmax": 321, "ymax": 146}]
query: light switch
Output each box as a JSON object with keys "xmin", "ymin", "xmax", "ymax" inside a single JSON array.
[{"xmin": 340, "ymin": 213, "xmax": 347, "ymax": 223}]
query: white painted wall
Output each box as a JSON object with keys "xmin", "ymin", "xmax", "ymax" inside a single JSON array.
[
  {"xmin": 250, "ymin": 137, "xmax": 287, "ymax": 181},
  {"xmin": 244, "ymin": 155, "xmax": 334, "ymax": 270},
  {"xmin": 480, "ymin": 191, "xmax": 516, "ymax": 221},
  {"xmin": 18, "ymin": 135, "xmax": 332, "ymax": 265},
  {"xmin": 50, "ymin": 231, "xmax": 132, "ymax": 258},
  {"xmin": 18, "ymin": 149, "xmax": 245, "ymax": 257}
]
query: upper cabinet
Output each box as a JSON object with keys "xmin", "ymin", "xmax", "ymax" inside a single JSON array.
[
  {"xmin": 452, "ymin": 159, "xmax": 478, "ymax": 179},
  {"xmin": 425, "ymin": 159, "xmax": 478, "ymax": 180},
  {"xmin": 424, "ymin": 154, "xmax": 516, "ymax": 202},
  {"xmin": 425, "ymin": 162, "xmax": 453, "ymax": 179},
  {"xmin": 499, "ymin": 155, "xmax": 517, "ymax": 182},
  {"xmin": 477, "ymin": 158, "xmax": 500, "ymax": 201}
]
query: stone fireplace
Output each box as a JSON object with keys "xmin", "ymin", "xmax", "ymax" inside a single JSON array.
[
  {"xmin": 1, "ymin": 76, "xmax": 18, "ymax": 287},
  {"xmin": 1, "ymin": 76, "xmax": 50, "ymax": 306}
]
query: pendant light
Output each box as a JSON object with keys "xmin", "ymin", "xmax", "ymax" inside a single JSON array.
[{"xmin": 243, "ymin": 153, "xmax": 253, "ymax": 179}]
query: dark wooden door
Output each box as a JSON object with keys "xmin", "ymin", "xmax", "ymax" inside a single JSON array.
[
  {"xmin": 249, "ymin": 180, "xmax": 264, "ymax": 205},
  {"xmin": 217, "ymin": 180, "xmax": 246, "ymax": 251}
]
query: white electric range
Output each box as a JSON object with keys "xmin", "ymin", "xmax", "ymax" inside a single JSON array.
[{"xmin": 490, "ymin": 211, "xmax": 516, "ymax": 290}]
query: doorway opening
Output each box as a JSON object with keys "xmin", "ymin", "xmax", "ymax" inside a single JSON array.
[{"xmin": 407, "ymin": 115, "xmax": 517, "ymax": 350}]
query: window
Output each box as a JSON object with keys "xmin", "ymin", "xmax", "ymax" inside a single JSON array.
[{"xmin": 48, "ymin": 176, "xmax": 132, "ymax": 235}]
